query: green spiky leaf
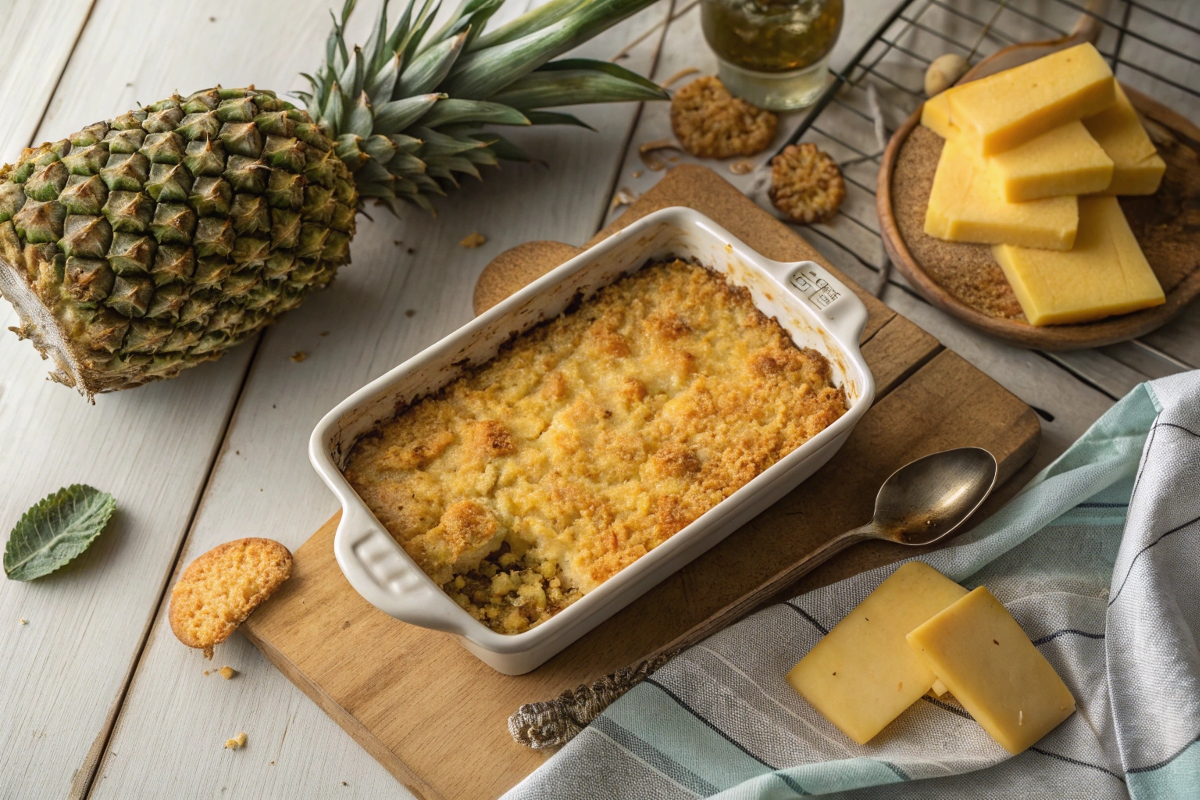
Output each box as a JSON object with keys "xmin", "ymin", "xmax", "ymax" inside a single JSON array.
[
  {"xmin": 469, "ymin": 0, "xmax": 588, "ymax": 51},
  {"xmin": 482, "ymin": 133, "xmax": 538, "ymax": 162},
  {"xmin": 372, "ymin": 93, "xmax": 443, "ymax": 133},
  {"xmin": 397, "ymin": 31, "xmax": 468, "ymax": 96},
  {"xmin": 4, "ymin": 485, "xmax": 116, "ymax": 581},
  {"xmin": 345, "ymin": 91, "xmax": 375, "ymax": 137},
  {"xmin": 301, "ymin": 0, "xmax": 664, "ymax": 217},
  {"xmin": 524, "ymin": 109, "xmax": 595, "ymax": 129},
  {"xmin": 492, "ymin": 58, "xmax": 668, "ymax": 108},
  {"xmin": 443, "ymin": 0, "xmax": 655, "ymax": 99},
  {"xmin": 419, "ymin": 98, "xmax": 529, "ymax": 127}
]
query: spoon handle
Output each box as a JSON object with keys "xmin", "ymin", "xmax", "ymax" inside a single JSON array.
[{"xmin": 780, "ymin": 524, "xmax": 878, "ymax": 579}]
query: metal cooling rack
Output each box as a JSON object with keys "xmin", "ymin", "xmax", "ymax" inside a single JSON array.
[{"xmin": 773, "ymin": 0, "xmax": 1200, "ymax": 299}]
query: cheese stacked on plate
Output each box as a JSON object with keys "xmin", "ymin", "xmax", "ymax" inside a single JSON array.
[{"xmin": 921, "ymin": 43, "xmax": 1167, "ymax": 326}]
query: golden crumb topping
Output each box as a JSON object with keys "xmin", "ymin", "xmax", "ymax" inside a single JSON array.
[{"xmin": 344, "ymin": 260, "xmax": 846, "ymax": 634}]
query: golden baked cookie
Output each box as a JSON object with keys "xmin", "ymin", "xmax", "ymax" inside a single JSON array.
[
  {"xmin": 769, "ymin": 143, "xmax": 846, "ymax": 224},
  {"xmin": 670, "ymin": 76, "xmax": 777, "ymax": 158},
  {"xmin": 169, "ymin": 538, "xmax": 292, "ymax": 658}
]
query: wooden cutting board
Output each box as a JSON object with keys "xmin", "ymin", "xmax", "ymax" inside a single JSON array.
[{"xmin": 241, "ymin": 165, "xmax": 1041, "ymax": 800}]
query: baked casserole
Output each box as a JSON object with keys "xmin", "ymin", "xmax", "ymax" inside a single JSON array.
[{"xmin": 343, "ymin": 259, "xmax": 847, "ymax": 634}]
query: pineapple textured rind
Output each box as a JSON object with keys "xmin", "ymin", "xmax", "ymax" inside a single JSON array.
[
  {"xmin": 0, "ymin": 0, "xmax": 668, "ymax": 395},
  {"xmin": 0, "ymin": 88, "xmax": 357, "ymax": 396}
]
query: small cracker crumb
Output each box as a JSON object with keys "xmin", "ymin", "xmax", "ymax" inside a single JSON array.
[
  {"xmin": 769, "ymin": 143, "xmax": 846, "ymax": 224},
  {"xmin": 670, "ymin": 76, "xmax": 777, "ymax": 159},
  {"xmin": 204, "ymin": 670, "xmax": 211, "ymax": 676},
  {"xmin": 224, "ymin": 732, "xmax": 247, "ymax": 750},
  {"xmin": 459, "ymin": 232, "xmax": 486, "ymax": 248},
  {"xmin": 219, "ymin": 666, "xmax": 236, "ymax": 680},
  {"xmin": 290, "ymin": 351, "xmax": 307, "ymax": 363},
  {"xmin": 19, "ymin": 618, "xmax": 28, "ymax": 626}
]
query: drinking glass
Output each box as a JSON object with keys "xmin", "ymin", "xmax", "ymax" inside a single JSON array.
[{"xmin": 700, "ymin": 0, "xmax": 844, "ymax": 110}]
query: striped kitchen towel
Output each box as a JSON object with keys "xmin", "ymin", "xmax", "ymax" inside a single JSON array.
[{"xmin": 504, "ymin": 371, "xmax": 1200, "ymax": 799}]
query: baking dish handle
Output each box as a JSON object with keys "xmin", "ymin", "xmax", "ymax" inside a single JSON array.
[
  {"xmin": 333, "ymin": 505, "xmax": 461, "ymax": 634},
  {"xmin": 773, "ymin": 260, "xmax": 869, "ymax": 347}
]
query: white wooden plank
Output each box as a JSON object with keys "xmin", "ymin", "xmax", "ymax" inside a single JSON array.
[
  {"xmin": 0, "ymin": 0, "xmax": 93, "ymax": 164},
  {"xmin": 1141, "ymin": 304, "xmax": 1200, "ymax": 369},
  {"xmin": 0, "ymin": 4, "xmax": 254, "ymax": 800},
  {"xmin": 0, "ymin": 1, "xmax": 394, "ymax": 798},
  {"xmin": 88, "ymin": 1, "xmax": 678, "ymax": 798}
]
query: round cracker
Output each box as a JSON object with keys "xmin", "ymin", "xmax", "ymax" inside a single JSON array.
[{"xmin": 169, "ymin": 538, "xmax": 292, "ymax": 658}]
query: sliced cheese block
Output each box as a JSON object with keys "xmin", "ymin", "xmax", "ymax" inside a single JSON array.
[
  {"xmin": 949, "ymin": 43, "xmax": 1115, "ymax": 155},
  {"xmin": 992, "ymin": 196, "xmax": 1165, "ymax": 325},
  {"xmin": 1084, "ymin": 83, "xmax": 1166, "ymax": 195},
  {"xmin": 925, "ymin": 136, "xmax": 1078, "ymax": 250},
  {"xmin": 907, "ymin": 587, "xmax": 1076, "ymax": 755},
  {"xmin": 989, "ymin": 122, "xmax": 1113, "ymax": 201},
  {"xmin": 921, "ymin": 93, "xmax": 958, "ymax": 139},
  {"xmin": 786, "ymin": 562, "xmax": 968, "ymax": 745},
  {"xmin": 931, "ymin": 678, "xmax": 949, "ymax": 697}
]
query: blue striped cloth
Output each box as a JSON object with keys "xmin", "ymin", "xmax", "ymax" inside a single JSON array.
[{"xmin": 505, "ymin": 372, "xmax": 1200, "ymax": 799}]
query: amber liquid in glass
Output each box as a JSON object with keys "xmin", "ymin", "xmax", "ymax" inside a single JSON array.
[{"xmin": 701, "ymin": 0, "xmax": 844, "ymax": 110}]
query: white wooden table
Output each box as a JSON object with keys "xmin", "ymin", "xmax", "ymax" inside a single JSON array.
[{"xmin": 2, "ymin": 0, "xmax": 1196, "ymax": 797}]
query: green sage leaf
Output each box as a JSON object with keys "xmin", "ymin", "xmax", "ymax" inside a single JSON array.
[{"xmin": 4, "ymin": 485, "xmax": 116, "ymax": 581}]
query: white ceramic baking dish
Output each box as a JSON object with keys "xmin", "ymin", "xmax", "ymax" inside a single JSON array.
[{"xmin": 310, "ymin": 207, "xmax": 875, "ymax": 675}]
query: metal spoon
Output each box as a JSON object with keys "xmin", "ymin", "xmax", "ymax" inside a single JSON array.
[{"xmin": 792, "ymin": 446, "xmax": 999, "ymax": 575}]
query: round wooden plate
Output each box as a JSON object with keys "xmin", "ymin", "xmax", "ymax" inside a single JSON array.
[{"xmin": 877, "ymin": 46, "xmax": 1200, "ymax": 350}]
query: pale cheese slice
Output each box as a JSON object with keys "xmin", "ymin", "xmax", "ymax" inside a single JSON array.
[
  {"xmin": 1083, "ymin": 83, "xmax": 1166, "ymax": 196},
  {"xmin": 925, "ymin": 136, "xmax": 1078, "ymax": 250},
  {"xmin": 948, "ymin": 43, "xmax": 1115, "ymax": 155},
  {"xmin": 786, "ymin": 562, "xmax": 968, "ymax": 745},
  {"xmin": 921, "ymin": 93, "xmax": 958, "ymax": 140},
  {"xmin": 988, "ymin": 122, "xmax": 1113, "ymax": 201},
  {"xmin": 907, "ymin": 587, "xmax": 1076, "ymax": 755},
  {"xmin": 992, "ymin": 196, "xmax": 1164, "ymax": 325}
]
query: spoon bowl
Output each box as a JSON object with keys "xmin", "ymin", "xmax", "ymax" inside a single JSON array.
[
  {"xmin": 871, "ymin": 447, "xmax": 998, "ymax": 546},
  {"xmin": 751, "ymin": 447, "xmax": 999, "ymax": 584}
]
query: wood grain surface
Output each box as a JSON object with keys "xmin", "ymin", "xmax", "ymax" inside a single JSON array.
[{"xmin": 241, "ymin": 165, "xmax": 1040, "ymax": 800}]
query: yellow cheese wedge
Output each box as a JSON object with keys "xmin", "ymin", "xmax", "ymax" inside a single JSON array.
[
  {"xmin": 989, "ymin": 122, "xmax": 1113, "ymax": 201},
  {"xmin": 785, "ymin": 562, "xmax": 968, "ymax": 745},
  {"xmin": 1083, "ymin": 83, "xmax": 1166, "ymax": 195},
  {"xmin": 921, "ymin": 93, "xmax": 958, "ymax": 139},
  {"xmin": 925, "ymin": 136, "xmax": 1078, "ymax": 250},
  {"xmin": 948, "ymin": 43, "xmax": 1115, "ymax": 155},
  {"xmin": 907, "ymin": 587, "xmax": 1076, "ymax": 755},
  {"xmin": 992, "ymin": 196, "xmax": 1165, "ymax": 325}
]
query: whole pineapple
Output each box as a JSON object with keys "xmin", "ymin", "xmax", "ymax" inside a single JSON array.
[{"xmin": 0, "ymin": 0, "xmax": 666, "ymax": 397}]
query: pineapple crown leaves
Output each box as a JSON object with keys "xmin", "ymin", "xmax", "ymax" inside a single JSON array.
[{"xmin": 297, "ymin": 0, "xmax": 667, "ymax": 215}]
